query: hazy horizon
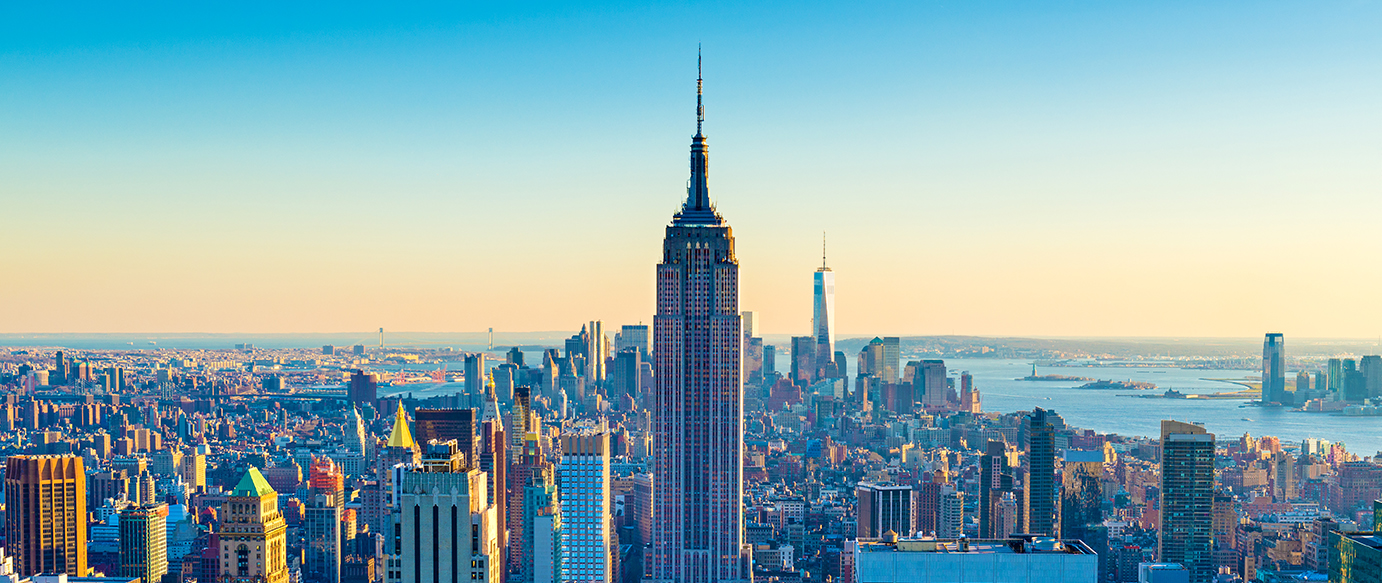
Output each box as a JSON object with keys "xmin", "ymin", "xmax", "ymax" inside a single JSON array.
[{"xmin": 6, "ymin": 2, "xmax": 1382, "ymax": 337}]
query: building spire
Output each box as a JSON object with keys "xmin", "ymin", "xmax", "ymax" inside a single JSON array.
[
  {"xmin": 697, "ymin": 44, "xmax": 704, "ymax": 136},
  {"xmin": 674, "ymin": 47, "xmax": 719, "ymax": 224},
  {"xmin": 822, "ymin": 231, "xmax": 827, "ymax": 268}
]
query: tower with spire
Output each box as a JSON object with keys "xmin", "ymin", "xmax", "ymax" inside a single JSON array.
[
  {"xmin": 651, "ymin": 52, "xmax": 752, "ymax": 583},
  {"xmin": 813, "ymin": 231, "xmax": 836, "ymax": 380}
]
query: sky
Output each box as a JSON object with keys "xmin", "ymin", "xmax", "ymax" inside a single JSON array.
[{"xmin": 3, "ymin": 1, "xmax": 1381, "ymax": 338}]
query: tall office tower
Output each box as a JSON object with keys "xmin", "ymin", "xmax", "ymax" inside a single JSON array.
[
  {"xmin": 1159, "ymin": 420, "xmax": 1216, "ymax": 583},
  {"xmin": 651, "ymin": 59, "xmax": 750, "ymax": 583},
  {"xmin": 612, "ymin": 349, "xmax": 642, "ymax": 404},
  {"xmin": 478, "ymin": 413, "xmax": 506, "ymax": 564},
  {"xmin": 790, "ymin": 336, "xmax": 816, "ymax": 386},
  {"xmin": 510, "ymin": 387, "xmax": 534, "ymax": 463},
  {"xmin": 1344, "ymin": 358, "xmax": 1367, "ymax": 401},
  {"xmin": 493, "ymin": 363, "xmax": 517, "ymax": 403},
  {"xmin": 1026, "ymin": 408, "xmax": 1058, "ymax": 537},
  {"xmin": 959, "ymin": 372, "xmax": 981, "ymax": 413},
  {"xmin": 1061, "ymin": 450, "xmax": 1106, "ymax": 538},
  {"xmin": 1362, "ymin": 355, "xmax": 1382, "ymax": 399},
  {"xmin": 522, "ymin": 465, "xmax": 561, "ymax": 583},
  {"xmin": 91, "ymin": 469, "xmax": 131, "ymax": 506},
  {"xmin": 120, "ymin": 503, "xmax": 169, "ymax": 583},
  {"xmin": 744, "ymin": 338, "xmax": 765, "ymax": 385},
  {"xmin": 856, "ymin": 483, "xmax": 915, "ymax": 538},
  {"xmin": 1327, "ymin": 358, "xmax": 1344, "ymax": 398},
  {"xmin": 182, "ymin": 449, "xmax": 208, "ymax": 493},
  {"xmin": 399, "ymin": 441, "xmax": 500, "ymax": 583},
  {"xmin": 619, "ymin": 325, "xmax": 651, "ymax": 361},
  {"xmin": 979, "ymin": 440, "xmax": 1015, "ymax": 539},
  {"xmin": 507, "ymin": 431, "xmax": 548, "ymax": 576},
  {"xmin": 1262, "ymin": 333, "xmax": 1285, "ymax": 404},
  {"xmin": 344, "ymin": 407, "xmax": 367, "ymax": 458},
  {"xmin": 465, "ymin": 354, "xmax": 487, "ymax": 407},
  {"xmin": 1297, "ymin": 371, "xmax": 1313, "ymax": 394},
  {"xmin": 5, "ymin": 455, "xmax": 87, "ymax": 576},
  {"xmin": 813, "ymin": 240, "xmax": 836, "ymax": 380},
  {"xmin": 219, "ymin": 468, "xmax": 289, "ymax": 583},
  {"xmin": 414, "ymin": 408, "xmax": 477, "ymax": 465},
  {"xmin": 311, "ymin": 457, "xmax": 346, "ymax": 507},
  {"xmin": 506, "ymin": 346, "xmax": 524, "ymax": 368},
  {"xmin": 306, "ymin": 491, "xmax": 343, "ymax": 583},
  {"xmin": 558, "ymin": 433, "xmax": 613, "ymax": 583},
  {"xmin": 348, "ymin": 370, "xmax": 378, "ymax": 410},
  {"xmin": 376, "ymin": 403, "xmax": 421, "ymax": 538},
  {"xmin": 918, "ymin": 360, "xmax": 948, "ymax": 409},
  {"xmin": 741, "ymin": 312, "xmax": 755, "ymax": 339},
  {"xmin": 881, "ymin": 337, "xmax": 900, "ymax": 383},
  {"xmin": 937, "ymin": 488, "xmax": 964, "ymax": 538}
]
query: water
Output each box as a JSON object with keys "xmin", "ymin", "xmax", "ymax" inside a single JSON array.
[{"xmin": 944, "ymin": 359, "xmax": 1382, "ymax": 455}]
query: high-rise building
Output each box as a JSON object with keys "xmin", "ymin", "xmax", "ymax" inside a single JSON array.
[
  {"xmin": 1328, "ymin": 358, "xmax": 1344, "ymax": 399},
  {"xmin": 465, "ymin": 354, "xmax": 487, "ymax": 407},
  {"xmin": 348, "ymin": 370, "xmax": 378, "ymax": 410},
  {"xmin": 959, "ymin": 372, "xmax": 981, "ymax": 414},
  {"xmin": 414, "ymin": 409, "xmax": 477, "ymax": 465},
  {"xmin": 307, "ymin": 458, "xmax": 345, "ymax": 583},
  {"xmin": 218, "ymin": 468, "xmax": 289, "ymax": 583},
  {"xmin": 558, "ymin": 432, "xmax": 613, "ymax": 583},
  {"xmin": 1327, "ymin": 530, "xmax": 1382, "ymax": 583},
  {"xmin": 522, "ymin": 465, "xmax": 561, "ymax": 583},
  {"xmin": 1061, "ymin": 450, "xmax": 1105, "ymax": 537},
  {"xmin": 619, "ymin": 325, "xmax": 650, "ymax": 361},
  {"xmin": 1159, "ymin": 420, "xmax": 1216, "ymax": 583},
  {"xmin": 790, "ymin": 336, "xmax": 816, "ymax": 386},
  {"xmin": 881, "ymin": 337, "xmax": 900, "ymax": 383},
  {"xmin": 5, "ymin": 454, "xmax": 87, "ymax": 576},
  {"xmin": 763, "ymin": 345, "xmax": 777, "ymax": 377},
  {"xmin": 651, "ymin": 60, "xmax": 751, "ymax": 583},
  {"xmin": 120, "ymin": 503, "xmax": 169, "ymax": 583},
  {"xmin": 507, "ymin": 429, "xmax": 548, "ymax": 577},
  {"xmin": 612, "ymin": 349, "xmax": 642, "ymax": 404},
  {"xmin": 741, "ymin": 312, "xmax": 755, "ymax": 338},
  {"xmin": 478, "ymin": 394, "xmax": 506, "ymax": 565},
  {"xmin": 399, "ymin": 440, "xmax": 501, "ymax": 583},
  {"xmin": 493, "ymin": 363, "xmax": 517, "ymax": 403},
  {"xmin": 1026, "ymin": 408, "xmax": 1058, "ymax": 537},
  {"xmin": 813, "ymin": 239, "xmax": 836, "ymax": 380},
  {"xmin": 344, "ymin": 407, "xmax": 367, "ymax": 458},
  {"xmin": 744, "ymin": 337, "xmax": 765, "ymax": 385},
  {"xmin": 979, "ymin": 440, "xmax": 1016, "ymax": 539},
  {"xmin": 857, "ymin": 483, "xmax": 914, "ymax": 539},
  {"xmin": 916, "ymin": 360, "xmax": 948, "ymax": 409},
  {"xmin": 1362, "ymin": 355, "xmax": 1382, "ymax": 399},
  {"xmin": 1262, "ymin": 333, "xmax": 1285, "ymax": 404},
  {"xmin": 938, "ymin": 488, "xmax": 964, "ymax": 538},
  {"xmin": 585, "ymin": 321, "xmax": 607, "ymax": 383}
]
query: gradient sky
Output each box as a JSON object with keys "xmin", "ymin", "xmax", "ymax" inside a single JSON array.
[{"xmin": 4, "ymin": 2, "xmax": 1382, "ymax": 337}]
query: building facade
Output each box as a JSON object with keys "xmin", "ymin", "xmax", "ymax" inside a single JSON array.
[
  {"xmin": 1158, "ymin": 421, "xmax": 1216, "ymax": 583},
  {"xmin": 119, "ymin": 503, "xmax": 169, "ymax": 583},
  {"xmin": 4, "ymin": 454, "xmax": 88, "ymax": 576},
  {"xmin": 218, "ymin": 468, "xmax": 289, "ymax": 583},
  {"xmin": 558, "ymin": 433, "xmax": 613, "ymax": 583},
  {"xmin": 650, "ymin": 61, "xmax": 751, "ymax": 583}
]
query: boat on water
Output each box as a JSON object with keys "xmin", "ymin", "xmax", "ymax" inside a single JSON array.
[{"xmin": 1241, "ymin": 418, "xmax": 1252, "ymax": 422}]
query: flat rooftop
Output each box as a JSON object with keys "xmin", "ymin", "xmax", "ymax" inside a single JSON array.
[{"xmin": 858, "ymin": 536, "xmax": 1096, "ymax": 556}]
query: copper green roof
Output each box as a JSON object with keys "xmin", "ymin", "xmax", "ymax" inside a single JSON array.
[{"xmin": 231, "ymin": 467, "xmax": 276, "ymax": 497}]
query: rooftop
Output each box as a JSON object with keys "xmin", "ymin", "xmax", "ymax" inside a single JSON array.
[{"xmin": 858, "ymin": 536, "xmax": 1096, "ymax": 556}]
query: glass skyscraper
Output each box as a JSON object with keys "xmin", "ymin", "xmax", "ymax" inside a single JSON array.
[
  {"xmin": 1159, "ymin": 420, "xmax": 1216, "ymax": 583},
  {"xmin": 1262, "ymin": 333, "xmax": 1285, "ymax": 404},
  {"xmin": 651, "ymin": 58, "xmax": 751, "ymax": 583}
]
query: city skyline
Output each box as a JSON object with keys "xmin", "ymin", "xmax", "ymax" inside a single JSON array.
[{"xmin": 6, "ymin": 3, "xmax": 1382, "ymax": 337}]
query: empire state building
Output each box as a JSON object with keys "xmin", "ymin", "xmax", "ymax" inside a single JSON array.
[{"xmin": 651, "ymin": 58, "xmax": 751, "ymax": 583}]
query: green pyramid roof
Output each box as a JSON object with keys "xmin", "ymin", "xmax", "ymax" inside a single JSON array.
[{"xmin": 231, "ymin": 467, "xmax": 277, "ymax": 497}]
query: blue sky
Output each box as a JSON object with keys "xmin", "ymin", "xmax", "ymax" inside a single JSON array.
[{"xmin": 3, "ymin": 2, "xmax": 1381, "ymax": 336}]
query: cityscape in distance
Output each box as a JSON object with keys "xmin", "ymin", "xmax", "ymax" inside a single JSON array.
[{"xmin": 3, "ymin": 4, "xmax": 1382, "ymax": 583}]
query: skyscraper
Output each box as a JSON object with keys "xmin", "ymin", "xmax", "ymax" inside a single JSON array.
[
  {"xmin": 813, "ymin": 237, "xmax": 836, "ymax": 380},
  {"xmin": 398, "ymin": 441, "xmax": 500, "ymax": 583},
  {"xmin": 1262, "ymin": 333, "xmax": 1285, "ymax": 404},
  {"xmin": 218, "ymin": 468, "xmax": 289, "ymax": 583},
  {"xmin": 790, "ymin": 336, "xmax": 816, "ymax": 386},
  {"xmin": 979, "ymin": 440, "xmax": 1016, "ymax": 539},
  {"xmin": 856, "ymin": 483, "xmax": 914, "ymax": 539},
  {"xmin": 414, "ymin": 408, "xmax": 477, "ymax": 465},
  {"xmin": 120, "ymin": 503, "xmax": 169, "ymax": 583},
  {"xmin": 1026, "ymin": 408, "xmax": 1058, "ymax": 537},
  {"xmin": 348, "ymin": 370, "xmax": 378, "ymax": 410},
  {"xmin": 465, "ymin": 354, "xmax": 487, "ymax": 408},
  {"xmin": 1159, "ymin": 420, "xmax": 1216, "ymax": 583},
  {"xmin": 558, "ymin": 432, "xmax": 613, "ymax": 583},
  {"xmin": 4, "ymin": 454, "xmax": 87, "ymax": 576},
  {"xmin": 651, "ymin": 57, "xmax": 751, "ymax": 583}
]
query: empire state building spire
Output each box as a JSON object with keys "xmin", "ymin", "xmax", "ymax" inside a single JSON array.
[{"xmin": 675, "ymin": 48, "xmax": 721, "ymax": 226}]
